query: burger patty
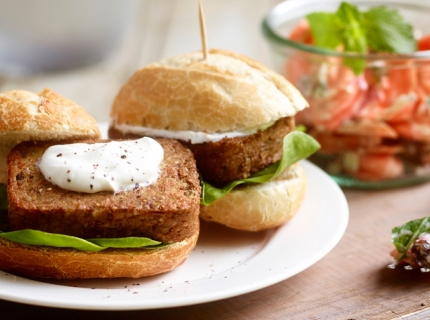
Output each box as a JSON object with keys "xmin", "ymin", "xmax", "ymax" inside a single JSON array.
[
  {"xmin": 109, "ymin": 117, "xmax": 295, "ymax": 184},
  {"xmin": 7, "ymin": 138, "xmax": 201, "ymax": 243},
  {"xmin": 185, "ymin": 117, "xmax": 295, "ymax": 184}
]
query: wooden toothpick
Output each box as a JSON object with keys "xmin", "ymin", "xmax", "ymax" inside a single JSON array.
[{"xmin": 198, "ymin": 0, "xmax": 208, "ymax": 60}]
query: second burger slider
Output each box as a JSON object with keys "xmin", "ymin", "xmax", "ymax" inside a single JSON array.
[{"xmin": 109, "ymin": 49, "xmax": 320, "ymax": 231}]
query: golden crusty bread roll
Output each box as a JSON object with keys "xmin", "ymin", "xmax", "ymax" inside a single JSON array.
[
  {"xmin": 109, "ymin": 49, "xmax": 317, "ymax": 232},
  {"xmin": 0, "ymin": 228, "xmax": 198, "ymax": 279},
  {"xmin": 0, "ymin": 89, "xmax": 201, "ymax": 280},
  {"xmin": 1, "ymin": 136, "xmax": 201, "ymax": 280},
  {"xmin": 0, "ymin": 88, "xmax": 101, "ymax": 184},
  {"xmin": 110, "ymin": 49, "xmax": 308, "ymax": 133},
  {"xmin": 199, "ymin": 164, "xmax": 306, "ymax": 232}
]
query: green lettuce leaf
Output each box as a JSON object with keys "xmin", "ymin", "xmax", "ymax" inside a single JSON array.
[
  {"xmin": 0, "ymin": 229, "xmax": 163, "ymax": 252},
  {"xmin": 391, "ymin": 217, "xmax": 430, "ymax": 260},
  {"xmin": 200, "ymin": 131, "xmax": 320, "ymax": 206}
]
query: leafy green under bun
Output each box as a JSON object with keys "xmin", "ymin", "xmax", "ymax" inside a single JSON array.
[
  {"xmin": 392, "ymin": 217, "xmax": 430, "ymax": 260},
  {"xmin": 200, "ymin": 131, "xmax": 320, "ymax": 206},
  {"xmin": 0, "ymin": 183, "xmax": 6, "ymax": 212},
  {"xmin": 0, "ymin": 229, "xmax": 164, "ymax": 252}
]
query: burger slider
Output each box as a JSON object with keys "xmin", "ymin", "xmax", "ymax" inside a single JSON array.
[
  {"xmin": 0, "ymin": 90, "xmax": 200, "ymax": 279},
  {"xmin": 109, "ymin": 49, "xmax": 320, "ymax": 231}
]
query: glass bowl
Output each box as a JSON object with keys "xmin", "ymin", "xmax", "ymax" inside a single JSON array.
[{"xmin": 262, "ymin": 0, "xmax": 430, "ymax": 189}]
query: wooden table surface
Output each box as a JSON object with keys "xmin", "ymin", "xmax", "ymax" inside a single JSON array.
[{"xmin": 2, "ymin": 1, "xmax": 430, "ymax": 319}]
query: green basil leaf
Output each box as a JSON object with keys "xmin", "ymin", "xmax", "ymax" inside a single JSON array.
[
  {"xmin": 391, "ymin": 217, "xmax": 430, "ymax": 260},
  {"xmin": 0, "ymin": 229, "xmax": 164, "ymax": 252},
  {"xmin": 306, "ymin": 2, "xmax": 368, "ymax": 53},
  {"xmin": 200, "ymin": 131, "xmax": 320, "ymax": 206},
  {"xmin": 343, "ymin": 57, "xmax": 366, "ymax": 76},
  {"xmin": 307, "ymin": 12, "xmax": 343, "ymax": 50},
  {"xmin": 337, "ymin": 3, "xmax": 367, "ymax": 52},
  {"xmin": 362, "ymin": 6, "xmax": 416, "ymax": 53},
  {"xmin": 88, "ymin": 237, "xmax": 161, "ymax": 248},
  {"xmin": 306, "ymin": 2, "xmax": 417, "ymax": 75}
]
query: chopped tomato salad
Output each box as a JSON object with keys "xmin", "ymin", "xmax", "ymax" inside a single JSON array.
[{"xmin": 285, "ymin": 19, "xmax": 430, "ymax": 182}]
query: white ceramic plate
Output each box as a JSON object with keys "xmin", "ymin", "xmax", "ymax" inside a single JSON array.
[{"xmin": 0, "ymin": 158, "xmax": 348, "ymax": 310}]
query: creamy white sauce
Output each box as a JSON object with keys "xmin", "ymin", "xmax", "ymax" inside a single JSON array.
[
  {"xmin": 38, "ymin": 138, "xmax": 164, "ymax": 193},
  {"xmin": 113, "ymin": 122, "xmax": 274, "ymax": 144}
]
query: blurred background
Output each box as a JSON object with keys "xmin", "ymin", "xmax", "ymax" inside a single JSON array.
[
  {"xmin": 0, "ymin": 0, "xmax": 280, "ymax": 123},
  {"xmin": 2, "ymin": 0, "xmax": 429, "ymax": 186}
]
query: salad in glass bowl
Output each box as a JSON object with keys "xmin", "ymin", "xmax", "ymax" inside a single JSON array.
[{"xmin": 263, "ymin": 0, "xmax": 430, "ymax": 188}]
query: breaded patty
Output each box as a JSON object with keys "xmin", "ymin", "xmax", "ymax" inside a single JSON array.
[
  {"xmin": 109, "ymin": 117, "xmax": 295, "ymax": 184},
  {"xmin": 185, "ymin": 117, "xmax": 295, "ymax": 184},
  {"xmin": 7, "ymin": 138, "xmax": 201, "ymax": 243}
]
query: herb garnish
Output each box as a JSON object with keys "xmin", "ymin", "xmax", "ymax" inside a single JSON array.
[
  {"xmin": 306, "ymin": 2, "xmax": 416, "ymax": 74},
  {"xmin": 392, "ymin": 216, "xmax": 430, "ymax": 261}
]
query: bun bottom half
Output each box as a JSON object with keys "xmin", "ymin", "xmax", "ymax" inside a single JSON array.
[
  {"xmin": 200, "ymin": 163, "xmax": 306, "ymax": 231},
  {"xmin": 0, "ymin": 228, "xmax": 199, "ymax": 279}
]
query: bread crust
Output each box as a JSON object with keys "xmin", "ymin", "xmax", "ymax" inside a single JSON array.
[
  {"xmin": 0, "ymin": 89, "xmax": 101, "ymax": 184},
  {"xmin": 199, "ymin": 164, "xmax": 306, "ymax": 231},
  {"xmin": 110, "ymin": 49, "xmax": 308, "ymax": 133},
  {"xmin": 0, "ymin": 88, "xmax": 100, "ymax": 144},
  {"xmin": 0, "ymin": 226, "xmax": 199, "ymax": 279}
]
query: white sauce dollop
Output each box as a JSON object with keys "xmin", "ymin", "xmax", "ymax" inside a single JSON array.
[{"xmin": 38, "ymin": 138, "xmax": 164, "ymax": 193}]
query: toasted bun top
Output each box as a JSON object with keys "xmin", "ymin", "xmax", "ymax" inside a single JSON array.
[
  {"xmin": 0, "ymin": 88, "xmax": 101, "ymax": 144},
  {"xmin": 0, "ymin": 88, "xmax": 101, "ymax": 184},
  {"xmin": 110, "ymin": 49, "xmax": 308, "ymax": 133}
]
